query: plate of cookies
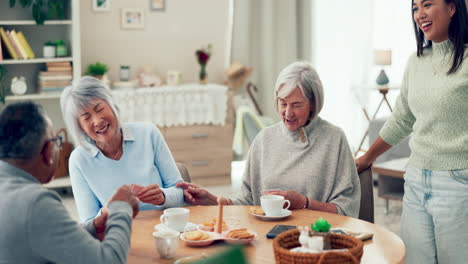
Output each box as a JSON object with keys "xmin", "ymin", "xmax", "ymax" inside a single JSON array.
[{"xmin": 180, "ymin": 230, "xmax": 219, "ymax": 247}]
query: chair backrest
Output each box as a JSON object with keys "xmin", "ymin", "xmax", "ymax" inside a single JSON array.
[
  {"xmin": 358, "ymin": 168, "xmax": 374, "ymax": 223},
  {"xmin": 176, "ymin": 162, "xmax": 191, "ymax": 183}
]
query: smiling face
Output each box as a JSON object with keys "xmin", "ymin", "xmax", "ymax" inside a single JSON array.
[
  {"xmin": 78, "ymin": 99, "xmax": 119, "ymax": 145},
  {"xmin": 278, "ymin": 87, "xmax": 314, "ymax": 131},
  {"xmin": 412, "ymin": 0, "xmax": 456, "ymax": 43}
]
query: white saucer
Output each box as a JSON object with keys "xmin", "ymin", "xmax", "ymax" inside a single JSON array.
[
  {"xmin": 154, "ymin": 222, "xmax": 197, "ymax": 233},
  {"xmin": 252, "ymin": 209, "xmax": 292, "ymax": 221}
]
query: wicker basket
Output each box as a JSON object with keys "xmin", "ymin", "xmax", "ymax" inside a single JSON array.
[{"xmin": 273, "ymin": 229, "xmax": 363, "ymax": 264}]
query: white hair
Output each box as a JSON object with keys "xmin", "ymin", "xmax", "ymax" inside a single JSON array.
[
  {"xmin": 60, "ymin": 76, "xmax": 122, "ymax": 151},
  {"xmin": 274, "ymin": 61, "xmax": 324, "ymax": 120}
]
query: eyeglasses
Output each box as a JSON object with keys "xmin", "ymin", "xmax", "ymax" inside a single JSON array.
[{"xmin": 40, "ymin": 135, "xmax": 63, "ymax": 153}]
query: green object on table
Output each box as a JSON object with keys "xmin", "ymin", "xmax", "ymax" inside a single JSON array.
[
  {"xmin": 191, "ymin": 245, "xmax": 247, "ymax": 264},
  {"xmin": 311, "ymin": 218, "xmax": 331, "ymax": 232}
]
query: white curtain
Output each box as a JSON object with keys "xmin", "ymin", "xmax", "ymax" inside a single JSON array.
[
  {"xmin": 311, "ymin": 0, "xmax": 414, "ymax": 152},
  {"xmin": 231, "ymin": 0, "xmax": 311, "ymax": 119}
]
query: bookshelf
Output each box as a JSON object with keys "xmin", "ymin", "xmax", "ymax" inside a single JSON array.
[
  {"xmin": 0, "ymin": 0, "xmax": 80, "ymax": 97},
  {"xmin": 1, "ymin": 0, "xmax": 80, "ymax": 146}
]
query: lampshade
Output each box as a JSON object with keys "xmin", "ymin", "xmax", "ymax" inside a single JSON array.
[{"xmin": 374, "ymin": 49, "xmax": 392, "ymax": 65}]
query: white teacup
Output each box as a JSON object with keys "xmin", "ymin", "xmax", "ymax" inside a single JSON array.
[
  {"xmin": 160, "ymin": 208, "xmax": 189, "ymax": 232},
  {"xmin": 153, "ymin": 230, "xmax": 179, "ymax": 259},
  {"xmin": 260, "ymin": 195, "xmax": 291, "ymax": 217}
]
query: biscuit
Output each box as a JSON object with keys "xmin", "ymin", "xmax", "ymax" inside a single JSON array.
[
  {"xmin": 185, "ymin": 230, "xmax": 203, "ymax": 241},
  {"xmin": 226, "ymin": 229, "xmax": 254, "ymax": 239},
  {"xmin": 185, "ymin": 230, "xmax": 211, "ymax": 241},
  {"xmin": 201, "ymin": 218, "xmax": 227, "ymax": 229},
  {"xmin": 249, "ymin": 206, "xmax": 265, "ymax": 215}
]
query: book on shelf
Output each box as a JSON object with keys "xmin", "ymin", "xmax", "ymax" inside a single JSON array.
[
  {"xmin": 47, "ymin": 67, "xmax": 73, "ymax": 72},
  {"xmin": 39, "ymin": 75, "xmax": 73, "ymax": 81},
  {"xmin": 0, "ymin": 35, "xmax": 3, "ymax": 60},
  {"xmin": 10, "ymin": 30, "xmax": 28, "ymax": 59},
  {"xmin": 41, "ymin": 87, "xmax": 66, "ymax": 93},
  {"xmin": 39, "ymin": 70, "xmax": 73, "ymax": 76},
  {"xmin": 40, "ymin": 79, "xmax": 71, "ymax": 86},
  {"xmin": 6, "ymin": 30, "xmax": 24, "ymax": 59},
  {"xmin": 47, "ymin": 61, "xmax": 71, "ymax": 67},
  {"xmin": 16, "ymin": 32, "xmax": 35, "ymax": 59},
  {"xmin": 0, "ymin": 27, "xmax": 18, "ymax": 60},
  {"xmin": 46, "ymin": 62, "xmax": 72, "ymax": 72}
]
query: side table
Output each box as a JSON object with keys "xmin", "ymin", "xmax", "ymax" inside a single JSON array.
[{"xmin": 372, "ymin": 157, "xmax": 408, "ymax": 214}]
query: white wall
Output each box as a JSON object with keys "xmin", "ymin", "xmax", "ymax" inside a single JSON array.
[{"xmin": 80, "ymin": 0, "xmax": 230, "ymax": 84}]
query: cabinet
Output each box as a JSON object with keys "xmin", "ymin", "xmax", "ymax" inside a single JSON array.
[
  {"xmin": 163, "ymin": 124, "xmax": 233, "ymax": 186},
  {"xmin": 0, "ymin": 0, "xmax": 81, "ymax": 99},
  {"xmin": 160, "ymin": 90, "xmax": 234, "ymax": 186}
]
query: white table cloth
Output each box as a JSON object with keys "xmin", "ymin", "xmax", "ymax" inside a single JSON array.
[{"xmin": 112, "ymin": 84, "xmax": 228, "ymax": 127}]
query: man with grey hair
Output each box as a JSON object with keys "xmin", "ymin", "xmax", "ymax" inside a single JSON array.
[{"xmin": 0, "ymin": 101, "xmax": 139, "ymax": 264}]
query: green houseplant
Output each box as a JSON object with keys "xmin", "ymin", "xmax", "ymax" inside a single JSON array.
[
  {"xmin": 9, "ymin": 0, "xmax": 65, "ymax": 25},
  {"xmin": 86, "ymin": 62, "xmax": 109, "ymax": 80}
]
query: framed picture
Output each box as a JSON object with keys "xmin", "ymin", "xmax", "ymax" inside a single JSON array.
[
  {"xmin": 93, "ymin": 0, "xmax": 110, "ymax": 12},
  {"xmin": 121, "ymin": 8, "xmax": 145, "ymax": 29},
  {"xmin": 150, "ymin": 0, "xmax": 165, "ymax": 11}
]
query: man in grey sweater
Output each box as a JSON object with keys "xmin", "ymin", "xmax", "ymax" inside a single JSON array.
[
  {"xmin": 0, "ymin": 101, "xmax": 139, "ymax": 264},
  {"xmin": 177, "ymin": 62, "xmax": 360, "ymax": 217}
]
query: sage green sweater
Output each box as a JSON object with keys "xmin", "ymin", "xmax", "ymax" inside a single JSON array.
[{"xmin": 380, "ymin": 40, "xmax": 468, "ymax": 170}]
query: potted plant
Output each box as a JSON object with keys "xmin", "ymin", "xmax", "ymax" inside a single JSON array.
[
  {"xmin": 55, "ymin": 40, "xmax": 67, "ymax": 57},
  {"xmin": 86, "ymin": 62, "xmax": 109, "ymax": 80},
  {"xmin": 43, "ymin": 41, "xmax": 56, "ymax": 58},
  {"xmin": 9, "ymin": 0, "xmax": 65, "ymax": 25},
  {"xmin": 310, "ymin": 218, "xmax": 332, "ymax": 249}
]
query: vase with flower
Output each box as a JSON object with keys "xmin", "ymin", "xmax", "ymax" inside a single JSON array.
[{"xmin": 195, "ymin": 44, "xmax": 212, "ymax": 84}]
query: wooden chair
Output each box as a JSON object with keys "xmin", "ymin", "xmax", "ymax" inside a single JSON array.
[
  {"xmin": 358, "ymin": 168, "xmax": 374, "ymax": 223},
  {"xmin": 176, "ymin": 162, "xmax": 191, "ymax": 183}
]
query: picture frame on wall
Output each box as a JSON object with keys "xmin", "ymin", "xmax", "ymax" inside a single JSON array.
[
  {"xmin": 93, "ymin": 0, "xmax": 110, "ymax": 12},
  {"xmin": 150, "ymin": 0, "xmax": 165, "ymax": 11},
  {"xmin": 121, "ymin": 8, "xmax": 145, "ymax": 29}
]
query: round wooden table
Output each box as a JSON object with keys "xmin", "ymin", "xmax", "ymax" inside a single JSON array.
[{"xmin": 128, "ymin": 206, "xmax": 405, "ymax": 263}]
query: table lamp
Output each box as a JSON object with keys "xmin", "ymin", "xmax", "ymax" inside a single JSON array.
[{"xmin": 374, "ymin": 49, "xmax": 392, "ymax": 86}]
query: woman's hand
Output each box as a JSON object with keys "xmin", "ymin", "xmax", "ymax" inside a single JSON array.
[
  {"xmin": 175, "ymin": 182, "xmax": 218, "ymax": 205},
  {"xmin": 107, "ymin": 185, "xmax": 139, "ymax": 218},
  {"xmin": 136, "ymin": 184, "xmax": 166, "ymax": 205},
  {"xmin": 355, "ymin": 153, "xmax": 374, "ymax": 173},
  {"xmin": 94, "ymin": 208, "xmax": 108, "ymax": 241},
  {"xmin": 263, "ymin": 190, "xmax": 307, "ymax": 210}
]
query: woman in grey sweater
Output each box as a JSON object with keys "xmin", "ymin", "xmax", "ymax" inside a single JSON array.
[{"xmin": 177, "ymin": 62, "xmax": 360, "ymax": 217}]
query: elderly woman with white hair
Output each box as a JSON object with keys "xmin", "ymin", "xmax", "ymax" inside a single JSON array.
[
  {"xmin": 61, "ymin": 76, "xmax": 184, "ymax": 222},
  {"xmin": 177, "ymin": 61, "xmax": 360, "ymax": 216}
]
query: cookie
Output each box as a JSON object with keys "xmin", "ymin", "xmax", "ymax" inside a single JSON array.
[
  {"xmin": 185, "ymin": 230, "xmax": 211, "ymax": 241},
  {"xmin": 226, "ymin": 229, "xmax": 255, "ymax": 239},
  {"xmin": 249, "ymin": 206, "xmax": 265, "ymax": 215}
]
